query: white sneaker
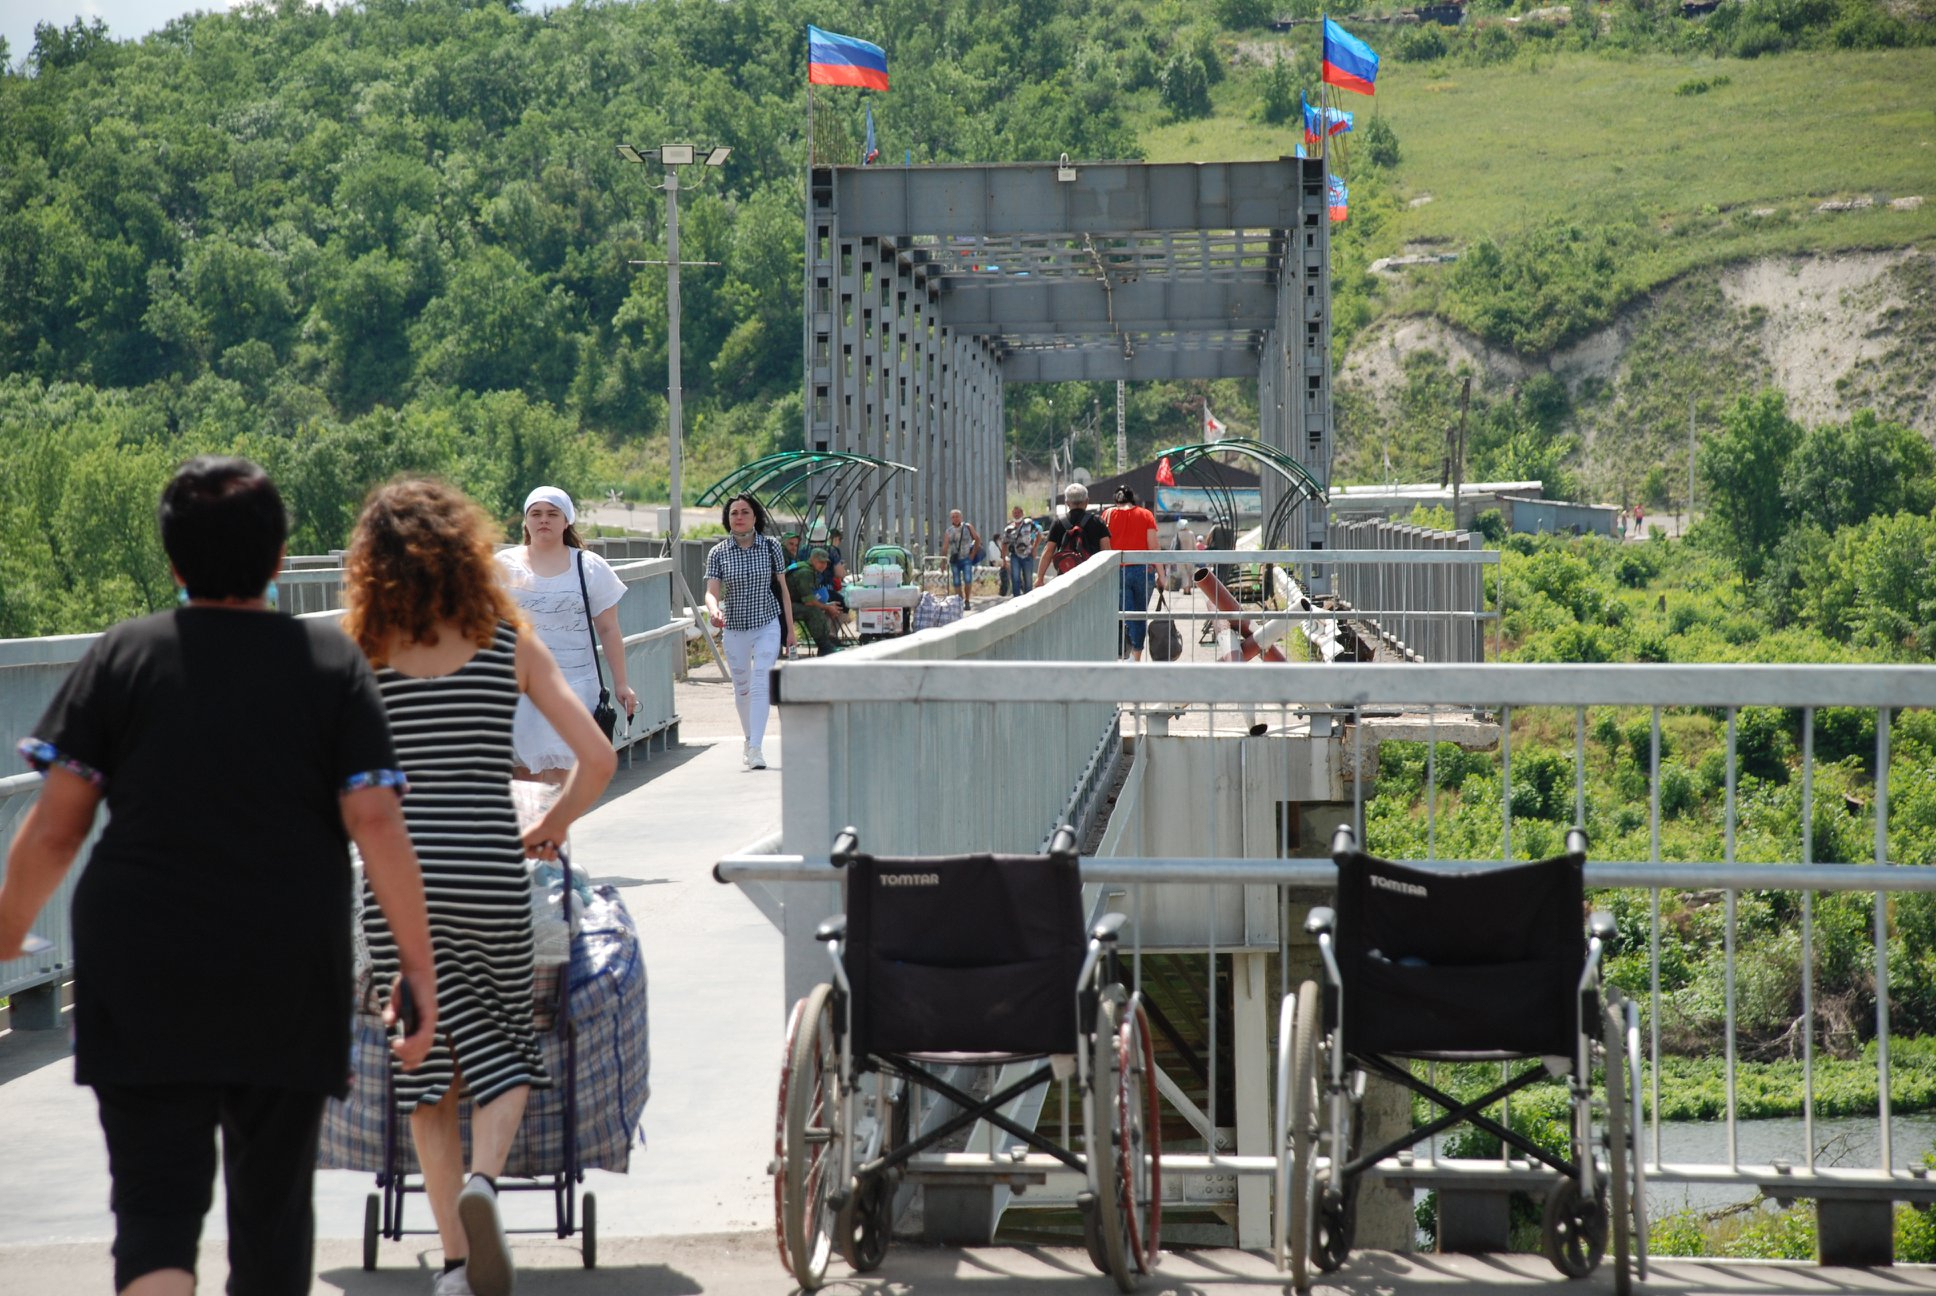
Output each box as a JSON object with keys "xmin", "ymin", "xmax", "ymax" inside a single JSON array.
[
  {"xmin": 741, "ymin": 743, "xmax": 752, "ymax": 768},
  {"xmin": 747, "ymin": 747, "xmax": 767, "ymax": 770},
  {"xmin": 432, "ymin": 1265, "xmax": 475, "ymax": 1296},
  {"xmin": 457, "ymin": 1175, "xmax": 512, "ymax": 1296}
]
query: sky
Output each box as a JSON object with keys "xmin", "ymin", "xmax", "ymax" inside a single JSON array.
[{"xmin": 3, "ymin": 0, "xmax": 239, "ymax": 67}]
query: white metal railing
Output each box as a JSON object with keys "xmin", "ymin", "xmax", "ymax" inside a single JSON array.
[{"xmin": 737, "ymin": 652, "xmax": 1936, "ymax": 1246}]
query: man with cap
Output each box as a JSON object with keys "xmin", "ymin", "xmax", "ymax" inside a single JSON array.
[{"xmin": 786, "ymin": 546, "xmax": 846, "ymax": 653}]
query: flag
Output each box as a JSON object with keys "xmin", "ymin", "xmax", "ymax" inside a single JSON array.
[
  {"xmin": 1156, "ymin": 455, "xmax": 1175, "ymax": 487},
  {"xmin": 1204, "ymin": 406, "xmax": 1227, "ymax": 441},
  {"xmin": 1327, "ymin": 175, "xmax": 1348, "ymax": 222},
  {"xmin": 808, "ymin": 25, "xmax": 888, "ymax": 91},
  {"xmin": 862, "ymin": 102, "xmax": 879, "ymax": 164},
  {"xmin": 1301, "ymin": 98, "xmax": 1354, "ymax": 145},
  {"xmin": 1322, "ymin": 18, "xmax": 1379, "ymax": 97}
]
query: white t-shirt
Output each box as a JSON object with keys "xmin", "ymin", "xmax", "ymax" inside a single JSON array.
[{"xmin": 495, "ymin": 547, "xmax": 627, "ymax": 770}]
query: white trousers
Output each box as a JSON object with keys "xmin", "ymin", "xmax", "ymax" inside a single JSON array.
[{"xmin": 722, "ymin": 618, "xmax": 782, "ymax": 751}]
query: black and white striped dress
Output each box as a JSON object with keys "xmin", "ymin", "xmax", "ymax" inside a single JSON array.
[{"xmin": 361, "ymin": 621, "xmax": 549, "ymax": 1109}]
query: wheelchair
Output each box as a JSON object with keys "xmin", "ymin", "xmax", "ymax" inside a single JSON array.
[
  {"xmin": 773, "ymin": 826, "xmax": 1162, "ymax": 1291},
  {"xmin": 1277, "ymin": 826, "xmax": 1645, "ymax": 1292}
]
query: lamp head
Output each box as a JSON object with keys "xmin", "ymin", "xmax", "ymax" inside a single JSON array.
[{"xmin": 660, "ymin": 143, "xmax": 695, "ymax": 166}]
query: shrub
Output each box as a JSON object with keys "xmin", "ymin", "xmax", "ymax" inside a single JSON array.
[{"xmin": 1659, "ymin": 764, "xmax": 1697, "ymax": 817}]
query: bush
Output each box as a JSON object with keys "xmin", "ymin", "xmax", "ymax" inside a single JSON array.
[{"xmin": 1395, "ymin": 24, "xmax": 1448, "ymax": 61}]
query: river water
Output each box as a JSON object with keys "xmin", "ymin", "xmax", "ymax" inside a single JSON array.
[{"xmin": 1643, "ymin": 1112, "xmax": 1936, "ymax": 1217}]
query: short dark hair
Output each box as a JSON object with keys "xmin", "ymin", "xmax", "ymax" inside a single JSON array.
[
  {"xmin": 1114, "ymin": 485, "xmax": 1137, "ymax": 505},
  {"xmin": 158, "ymin": 456, "xmax": 289, "ymax": 600},
  {"xmin": 722, "ymin": 493, "xmax": 771, "ymax": 534}
]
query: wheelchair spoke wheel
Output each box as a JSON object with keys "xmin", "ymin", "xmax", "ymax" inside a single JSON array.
[
  {"xmin": 1287, "ymin": 980, "xmax": 1322, "ymax": 1291},
  {"xmin": 778, "ymin": 984, "xmax": 840, "ymax": 1289},
  {"xmin": 1116, "ymin": 994, "xmax": 1163, "ymax": 1277},
  {"xmin": 837, "ymin": 1073, "xmax": 902, "ymax": 1271},
  {"xmin": 1273, "ymin": 993, "xmax": 1296, "ymax": 1273},
  {"xmin": 1314, "ymin": 1182, "xmax": 1357, "ymax": 1274},
  {"xmin": 1086, "ymin": 989, "xmax": 1133, "ymax": 1288},
  {"xmin": 836, "ymin": 1171, "xmax": 892, "ymax": 1272},
  {"xmin": 1605, "ymin": 992, "xmax": 1647, "ymax": 1295},
  {"xmin": 1541, "ymin": 1176, "xmax": 1608, "ymax": 1279}
]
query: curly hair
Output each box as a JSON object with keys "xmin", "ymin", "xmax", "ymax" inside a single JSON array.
[{"xmin": 343, "ymin": 478, "xmax": 523, "ymax": 667}]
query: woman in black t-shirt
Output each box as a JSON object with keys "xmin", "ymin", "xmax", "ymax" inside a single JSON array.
[{"xmin": 0, "ymin": 457, "xmax": 438, "ymax": 1296}]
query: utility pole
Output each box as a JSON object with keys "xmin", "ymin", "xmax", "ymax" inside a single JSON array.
[
  {"xmin": 1115, "ymin": 381, "xmax": 1126, "ymax": 472},
  {"xmin": 1687, "ymin": 395, "xmax": 1697, "ymax": 531}
]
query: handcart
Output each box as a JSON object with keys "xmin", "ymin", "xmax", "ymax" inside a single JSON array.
[{"xmin": 361, "ymin": 851, "xmax": 598, "ymax": 1270}]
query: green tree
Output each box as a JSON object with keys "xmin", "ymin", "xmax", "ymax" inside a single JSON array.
[
  {"xmin": 1699, "ymin": 390, "xmax": 1801, "ymax": 582},
  {"xmin": 1781, "ymin": 409, "xmax": 1936, "ymax": 534},
  {"xmin": 1159, "ymin": 48, "xmax": 1213, "ymax": 120},
  {"xmin": 1256, "ymin": 54, "xmax": 1298, "ymax": 125},
  {"xmin": 1362, "ymin": 114, "xmax": 1401, "ymax": 168}
]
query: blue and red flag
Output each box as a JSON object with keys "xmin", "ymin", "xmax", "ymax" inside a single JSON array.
[
  {"xmin": 808, "ymin": 25, "xmax": 889, "ymax": 91},
  {"xmin": 862, "ymin": 102, "xmax": 880, "ymax": 164},
  {"xmin": 1321, "ymin": 18, "xmax": 1379, "ymax": 97},
  {"xmin": 1301, "ymin": 98, "xmax": 1354, "ymax": 145},
  {"xmin": 1327, "ymin": 175, "xmax": 1349, "ymax": 222}
]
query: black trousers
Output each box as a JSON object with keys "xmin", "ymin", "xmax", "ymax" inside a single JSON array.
[{"xmin": 94, "ymin": 1081, "xmax": 326, "ymax": 1295}]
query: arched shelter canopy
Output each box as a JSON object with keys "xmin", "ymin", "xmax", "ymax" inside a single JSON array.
[
  {"xmin": 697, "ymin": 450, "xmax": 917, "ymax": 538},
  {"xmin": 1154, "ymin": 437, "xmax": 1327, "ymax": 549}
]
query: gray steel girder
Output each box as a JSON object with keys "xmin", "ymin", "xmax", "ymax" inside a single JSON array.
[
  {"xmin": 936, "ymin": 278, "xmax": 1279, "ymax": 336},
  {"xmin": 828, "ymin": 161, "xmax": 1307, "ymax": 238}
]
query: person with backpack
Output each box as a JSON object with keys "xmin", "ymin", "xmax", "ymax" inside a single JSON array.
[
  {"xmin": 943, "ymin": 508, "xmax": 982, "ymax": 609},
  {"xmin": 1002, "ymin": 505, "xmax": 1041, "ymax": 595},
  {"xmin": 1106, "ymin": 485, "xmax": 1161, "ymax": 660},
  {"xmin": 1033, "ymin": 482, "xmax": 1110, "ymax": 589}
]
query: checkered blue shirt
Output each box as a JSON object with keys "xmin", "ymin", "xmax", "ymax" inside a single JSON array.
[{"xmin": 706, "ymin": 534, "xmax": 786, "ymax": 630}]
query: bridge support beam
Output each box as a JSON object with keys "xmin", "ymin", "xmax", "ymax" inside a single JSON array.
[{"xmin": 1817, "ymin": 1198, "xmax": 1894, "ymax": 1267}]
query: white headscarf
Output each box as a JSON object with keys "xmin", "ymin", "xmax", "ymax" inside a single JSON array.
[{"xmin": 522, "ymin": 485, "xmax": 575, "ymax": 526}]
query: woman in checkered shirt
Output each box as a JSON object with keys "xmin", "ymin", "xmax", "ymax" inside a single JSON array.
[{"xmin": 703, "ymin": 493, "xmax": 796, "ymax": 770}]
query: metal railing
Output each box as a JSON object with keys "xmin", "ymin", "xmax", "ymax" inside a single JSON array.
[{"xmin": 734, "ymin": 611, "xmax": 1936, "ymax": 1249}]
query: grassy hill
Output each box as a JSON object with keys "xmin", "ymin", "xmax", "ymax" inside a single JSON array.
[
  {"xmin": 1148, "ymin": 47, "xmax": 1936, "ymax": 261},
  {"xmin": 1140, "ymin": 41, "xmax": 1936, "ymax": 500}
]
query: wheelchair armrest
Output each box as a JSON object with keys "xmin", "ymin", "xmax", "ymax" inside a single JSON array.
[
  {"xmin": 1588, "ymin": 910, "xmax": 1616, "ymax": 942},
  {"xmin": 1329, "ymin": 824, "xmax": 1357, "ymax": 858},
  {"xmin": 1305, "ymin": 906, "xmax": 1336, "ymax": 937},
  {"xmin": 1091, "ymin": 912, "xmax": 1128, "ymax": 943},
  {"xmin": 815, "ymin": 915, "xmax": 848, "ymax": 943}
]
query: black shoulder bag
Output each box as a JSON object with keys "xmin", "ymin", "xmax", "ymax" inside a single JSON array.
[{"xmin": 576, "ymin": 550, "xmax": 620, "ymax": 739}]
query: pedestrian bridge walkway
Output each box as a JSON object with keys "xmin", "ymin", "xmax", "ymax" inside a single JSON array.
[{"xmin": 5, "ymin": 551, "xmax": 1936, "ymax": 1292}]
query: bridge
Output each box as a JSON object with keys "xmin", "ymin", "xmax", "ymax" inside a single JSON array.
[
  {"xmin": 5, "ymin": 153, "xmax": 1936, "ymax": 1291},
  {"xmin": 5, "ymin": 542, "xmax": 1936, "ymax": 1291}
]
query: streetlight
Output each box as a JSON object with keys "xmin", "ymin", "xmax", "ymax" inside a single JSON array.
[{"xmin": 615, "ymin": 142, "xmax": 732, "ymax": 541}]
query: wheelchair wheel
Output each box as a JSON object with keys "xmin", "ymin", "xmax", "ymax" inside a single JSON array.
[
  {"xmin": 581, "ymin": 1191, "xmax": 597, "ymax": 1269},
  {"xmin": 1286, "ymin": 980, "xmax": 1322, "ymax": 1291},
  {"xmin": 1541, "ymin": 1175, "xmax": 1608, "ymax": 1278},
  {"xmin": 777, "ymin": 984, "xmax": 840, "ymax": 1289},
  {"xmin": 837, "ymin": 1075, "xmax": 904, "ymax": 1272},
  {"xmin": 1115, "ymin": 993, "xmax": 1162, "ymax": 1278},
  {"xmin": 1606, "ymin": 992, "xmax": 1647, "ymax": 1294},
  {"xmin": 1314, "ymin": 1183, "xmax": 1357, "ymax": 1274},
  {"xmin": 1272, "ymin": 993, "xmax": 1296, "ymax": 1274},
  {"xmin": 836, "ymin": 1171, "xmax": 892, "ymax": 1272},
  {"xmin": 1084, "ymin": 989, "xmax": 1134, "ymax": 1289}
]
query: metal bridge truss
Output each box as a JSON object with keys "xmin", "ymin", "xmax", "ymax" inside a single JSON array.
[{"xmin": 803, "ymin": 158, "xmax": 1336, "ymax": 579}]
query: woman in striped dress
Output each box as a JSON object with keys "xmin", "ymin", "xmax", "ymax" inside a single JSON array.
[{"xmin": 344, "ymin": 479, "xmax": 617, "ymax": 1296}]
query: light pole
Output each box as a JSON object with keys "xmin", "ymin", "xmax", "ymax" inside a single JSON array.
[{"xmin": 616, "ymin": 142, "xmax": 731, "ymax": 541}]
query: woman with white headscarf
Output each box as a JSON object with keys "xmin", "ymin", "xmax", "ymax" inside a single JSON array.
[{"xmin": 494, "ymin": 486, "xmax": 636, "ymax": 781}]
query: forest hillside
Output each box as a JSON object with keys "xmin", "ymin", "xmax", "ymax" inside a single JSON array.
[{"xmin": 2, "ymin": 0, "xmax": 1932, "ymax": 635}]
